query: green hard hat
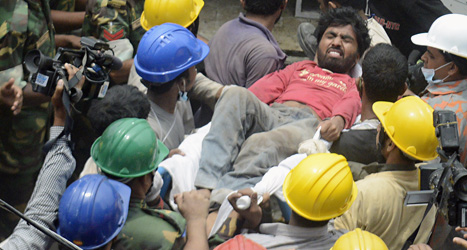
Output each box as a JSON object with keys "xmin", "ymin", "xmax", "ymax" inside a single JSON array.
[{"xmin": 91, "ymin": 118, "xmax": 169, "ymax": 178}]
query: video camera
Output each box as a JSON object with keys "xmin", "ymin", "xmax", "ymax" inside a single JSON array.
[
  {"xmin": 24, "ymin": 37, "xmax": 122, "ymax": 102},
  {"xmin": 427, "ymin": 110, "xmax": 467, "ymax": 227}
]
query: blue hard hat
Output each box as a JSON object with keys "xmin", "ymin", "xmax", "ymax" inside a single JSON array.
[
  {"xmin": 134, "ymin": 22, "xmax": 209, "ymax": 83},
  {"xmin": 57, "ymin": 174, "xmax": 131, "ymax": 249}
]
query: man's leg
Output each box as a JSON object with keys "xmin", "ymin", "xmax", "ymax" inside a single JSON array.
[
  {"xmin": 213, "ymin": 113, "xmax": 320, "ymax": 197},
  {"xmin": 195, "ymin": 87, "xmax": 289, "ymax": 189}
]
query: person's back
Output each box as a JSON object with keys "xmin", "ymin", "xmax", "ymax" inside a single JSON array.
[
  {"xmin": 334, "ymin": 96, "xmax": 439, "ymax": 249},
  {"xmin": 205, "ymin": 0, "xmax": 287, "ymax": 88},
  {"xmin": 367, "ymin": 0, "xmax": 450, "ymax": 57},
  {"xmin": 329, "ymin": 43, "xmax": 408, "ymax": 164},
  {"xmin": 91, "ymin": 118, "xmax": 186, "ymax": 250}
]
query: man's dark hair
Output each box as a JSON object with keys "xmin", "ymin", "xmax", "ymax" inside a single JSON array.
[
  {"xmin": 142, "ymin": 69, "xmax": 190, "ymax": 95},
  {"xmin": 243, "ymin": 0, "xmax": 284, "ymax": 16},
  {"xmin": 87, "ymin": 85, "xmax": 151, "ymax": 135},
  {"xmin": 316, "ymin": 7, "xmax": 370, "ymax": 57},
  {"xmin": 441, "ymin": 51, "xmax": 467, "ymax": 77},
  {"xmin": 362, "ymin": 44, "xmax": 408, "ymax": 103}
]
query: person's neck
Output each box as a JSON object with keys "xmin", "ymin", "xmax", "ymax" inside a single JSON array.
[
  {"xmin": 289, "ymin": 212, "xmax": 328, "ymax": 228},
  {"xmin": 360, "ymin": 100, "xmax": 377, "ymax": 121},
  {"xmin": 385, "ymin": 150, "xmax": 414, "ymax": 166},
  {"xmin": 244, "ymin": 12, "xmax": 278, "ymax": 31},
  {"xmin": 147, "ymin": 89, "xmax": 178, "ymax": 114}
]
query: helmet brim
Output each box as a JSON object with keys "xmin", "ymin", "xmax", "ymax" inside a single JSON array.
[
  {"xmin": 373, "ymin": 99, "xmax": 438, "ymax": 161},
  {"xmin": 411, "ymin": 32, "xmax": 467, "ymax": 59}
]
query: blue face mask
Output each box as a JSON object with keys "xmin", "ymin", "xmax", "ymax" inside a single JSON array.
[
  {"xmin": 178, "ymin": 81, "xmax": 188, "ymax": 102},
  {"xmin": 421, "ymin": 61, "xmax": 452, "ymax": 85}
]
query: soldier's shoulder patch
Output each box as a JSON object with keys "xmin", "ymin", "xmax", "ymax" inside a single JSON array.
[{"xmin": 103, "ymin": 28, "xmax": 124, "ymax": 41}]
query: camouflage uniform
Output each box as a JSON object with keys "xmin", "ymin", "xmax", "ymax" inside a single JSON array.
[
  {"xmin": 113, "ymin": 198, "xmax": 187, "ymax": 250},
  {"xmin": 50, "ymin": 0, "xmax": 75, "ymax": 11},
  {"xmin": 81, "ymin": 0, "xmax": 145, "ymax": 54},
  {"xmin": 0, "ymin": 0, "xmax": 55, "ymax": 240}
]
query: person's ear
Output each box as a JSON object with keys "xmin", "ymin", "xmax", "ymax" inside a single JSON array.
[
  {"xmin": 386, "ymin": 138, "xmax": 396, "ymax": 153},
  {"xmin": 281, "ymin": 0, "xmax": 288, "ymax": 9},
  {"xmin": 448, "ymin": 62, "xmax": 459, "ymax": 76}
]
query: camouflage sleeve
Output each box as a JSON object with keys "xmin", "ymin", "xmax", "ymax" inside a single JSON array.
[{"xmin": 81, "ymin": 0, "xmax": 132, "ymax": 44}]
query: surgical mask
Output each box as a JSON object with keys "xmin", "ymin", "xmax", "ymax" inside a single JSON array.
[
  {"xmin": 178, "ymin": 81, "xmax": 188, "ymax": 102},
  {"xmin": 421, "ymin": 62, "xmax": 452, "ymax": 85}
]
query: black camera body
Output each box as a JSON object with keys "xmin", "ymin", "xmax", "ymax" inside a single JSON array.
[
  {"xmin": 24, "ymin": 37, "xmax": 122, "ymax": 101},
  {"xmin": 426, "ymin": 110, "xmax": 467, "ymax": 227}
]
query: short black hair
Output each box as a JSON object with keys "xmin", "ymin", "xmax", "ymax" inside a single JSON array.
[
  {"xmin": 441, "ymin": 51, "xmax": 467, "ymax": 77},
  {"xmin": 316, "ymin": 7, "xmax": 370, "ymax": 58},
  {"xmin": 87, "ymin": 85, "xmax": 151, "ymax": 135},
  {"xmin": 362, "ymin": 44, "xmax": 408, "ymax": 103},
  {"xmin": 143, "ymin": 69, "xmax": 190, "ymax": 95},
  {"xmin": 243, "ymin": 0, "xmax": 285, "ymax": 16}
]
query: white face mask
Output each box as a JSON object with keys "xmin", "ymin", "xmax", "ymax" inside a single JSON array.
[{"xmin": 421, "ymin": 61, "xmax": 452, "ymax": 85}]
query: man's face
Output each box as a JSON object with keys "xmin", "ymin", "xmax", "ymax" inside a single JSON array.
[
  {"xmin": 185, "ymin": 66, "xmax": 197, "ymax": 92},
  {"xmin": 421, "ymin": 46, "xmax": 451, "ymax": 80},
  {"xmin": 317, "ymin": 24, "xmax": 360, "ymax": 74}
]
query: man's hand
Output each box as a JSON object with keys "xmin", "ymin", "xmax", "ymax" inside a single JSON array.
[
  {"xmin": 52, "ymin": 80, "xmax": 66, "ymax": 126},
  {"xmin": 453, "ymin": 227, "xmax": 467, "ymax": 249},
  {"xmin": 0, "ymin": 78, "xmax": 23, "ymax": 115},
  {"xmin": 319, "ymin": 116, "xmax": 345, "ymax": 141},
  {"xmin": 228, "ymin": 188, "xmax": 270, "ymax": 229},
  {"xmin": 168, "ymin": 148, "xmax": 186, "ymax": 158},
  {"xmin": 175, "ymin": 189, "xmax": 210, "ymax": 221}
]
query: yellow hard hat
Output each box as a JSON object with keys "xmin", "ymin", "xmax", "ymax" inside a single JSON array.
[
  {"xmin": 373, "ymin": 96, "xmax": 438, "ymax": 161},
  {"xmin": 330, "ymin": 228, "xmax": 388, "ymax": 250},
  {"xmin": 140, "ymin": 0, "xmax": 204, "ymax": 31},
  {"xmin": 282, "ymin": 153, "xmax": 357, "ymax": 221}
]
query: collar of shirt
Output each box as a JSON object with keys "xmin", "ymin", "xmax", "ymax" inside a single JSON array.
[
  {"xmin": 426, "ymin": 79, "xmax": 467, "ymax": 96},
  {"xmin": 259, "ymin": 222, "xmax": 328, "ymax": 239}
]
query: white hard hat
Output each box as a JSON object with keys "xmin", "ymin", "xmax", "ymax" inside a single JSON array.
[{"xmin": 411, "ymin": 14, "xmax": 467, "ymax": 58}]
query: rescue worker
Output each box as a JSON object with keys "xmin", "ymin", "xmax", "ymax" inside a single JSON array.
[
  {"xmin": 134, "ymin": 23, "xmax": 208, "ymax": 152},
  {"xmin": 91, "ymin": 118, "xmax": 210, "ymax": 249},
  {"xmin": 331, "ymin": 228, "xmax": 389, "ymax": 250},
  {"xmin": 334, "ymin": 96, "xmax": 439, "ymax": 250},
  {"xmin": 57, "ymin": 174, "xmax": 131, "ymax": 250},
  {"xmin": 220, "ymin": 153, "xmax": 357, "ymax": 249},
  {"xmin": 411, "ymin": 13, "xmax": 467, "ymax": 166}
]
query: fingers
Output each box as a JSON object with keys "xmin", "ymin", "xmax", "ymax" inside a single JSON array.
[
  {"xmin": 64, "ymin": 63, "xmax": 85, "ymax": 89},
  {"xmin": 52, "ymin": 80, "xmax": 64, "ymax": 106},
  {"xmin": 168, "ymin": 148, "xmax": 186, "ymax": 158},
  {"xmin": 453, "ymin": 237, "xmax": 467, "ymax": 248},
  {"xmin": 4, "ymin": 78, "xmax": 15, "ymax": 89}
]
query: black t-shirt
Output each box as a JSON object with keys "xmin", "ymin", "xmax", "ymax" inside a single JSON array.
[
  {"xmin": 330, "ymin": 129, "xmax": 382, "ymax": 164},
  {"xmin": 368, "ymin": 0, "xmax": 451, "ymax": 57}
]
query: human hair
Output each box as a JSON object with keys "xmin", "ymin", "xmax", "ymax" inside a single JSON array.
[
  {"xmin": 362, "ymin": 44, "xmax": 408, "ymax": 103},
  {"xmin": 441, "ymin": 50, "xmax": 467, "ymax": 76},
  {"xmin": 142, "ymin": 69, "xmax": 190, "ymax": 95},
  {"xmin": 316, "ymin": 7, "xmax": 370, "ymax": 57},
  {"xmin": 243, "ymin": 0, "xmax": 285, "ymax": 16},
  {"xmin": 87, "ymin": 85, "xmax": 151, "ymax": 135},
  {"xmin": 187, "ymin": 16, "xmax": 200, "ymax": 37}
]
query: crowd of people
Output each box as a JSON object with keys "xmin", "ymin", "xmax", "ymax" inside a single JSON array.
[{"xmin": 1, "ymin": 0, "xmax": 467, "ymax": 249}]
